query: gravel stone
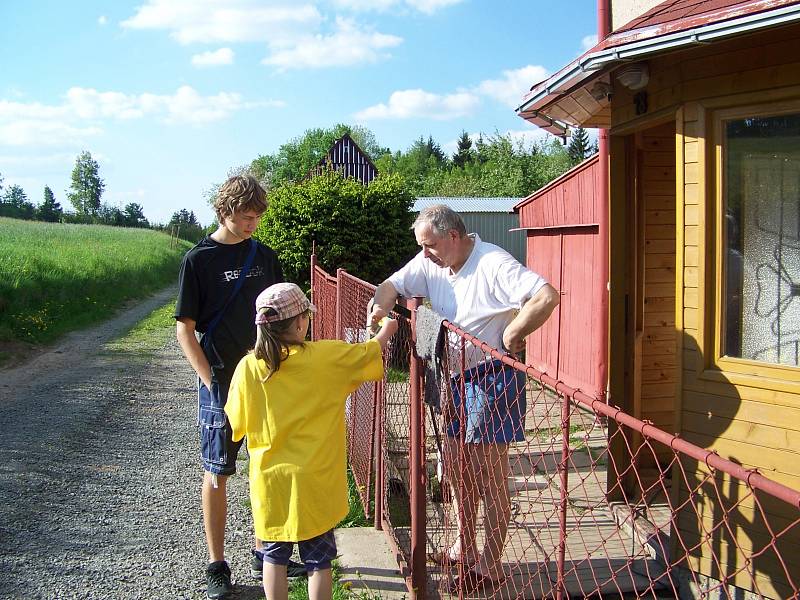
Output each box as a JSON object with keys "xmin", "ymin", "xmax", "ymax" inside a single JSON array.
[{"xmin": 0, "ymin": 287, "xmax": 263, "ymax": 599}]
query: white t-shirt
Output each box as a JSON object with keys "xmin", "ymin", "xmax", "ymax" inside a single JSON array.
[{"xmin": 388, "ymin": 234, "xmax": 548, "ymax": 369}]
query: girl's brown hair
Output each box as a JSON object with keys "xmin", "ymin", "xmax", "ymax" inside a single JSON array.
[{"xmin": 253, "ymin": 310, "xmax": 304, "ymax": 380}]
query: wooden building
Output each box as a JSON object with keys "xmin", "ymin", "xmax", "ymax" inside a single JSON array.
[
  {"xmin": 308, "ymin": 132, "xmax": 378, "ymax": 185},
  {"xmin": 517, "ymin": 0, "xmax": 800, "ymax": 597}
]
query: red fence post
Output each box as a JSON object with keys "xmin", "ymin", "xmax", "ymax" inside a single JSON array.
[
  {"xmin": 335, "ymin": 268, "xmax": 343, "ymax": 340},
  {"xmin": 409, "ymin": 298, "xmax": 426, "ymax": 599},
  {"xmin": 310, "ymin": 253, "xmax": 317, "ymax": 340},
  {"xmin": 556, "ymin": 392, "xmax": 571, "ymax": 600},
  {"xmin": 374, "ymin": 379, "xmax": 384, "ymax": 531}
]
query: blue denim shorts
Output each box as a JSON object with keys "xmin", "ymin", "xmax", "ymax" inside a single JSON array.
[
  {"xmin": 198, "ymin": 379, "xmax": 243, "ymax": 476},
  {"xmin": 259, "ymin": 530, "xmax": 337, "ymax": 572},
  {"xmin": 447, "ymin": 359, "xmax": 527, "ymax": 443}
]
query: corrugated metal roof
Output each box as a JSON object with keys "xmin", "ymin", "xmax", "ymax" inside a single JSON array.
[{"xmin": 414, "ymin": 197, "xmax": 521, "ymax": 213}]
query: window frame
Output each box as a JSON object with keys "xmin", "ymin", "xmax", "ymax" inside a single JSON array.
[{"xmin": 708, "ymin": 100, "xmax": 800, "ymax": 388}]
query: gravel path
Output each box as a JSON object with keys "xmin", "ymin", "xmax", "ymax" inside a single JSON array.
[{"xmin": 0, "ymin": 287, "xmax": 262, "ymax": 600}]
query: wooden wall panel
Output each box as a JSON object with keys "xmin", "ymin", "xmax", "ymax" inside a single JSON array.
[{"xmin": 639, "ymin": 122, "xmax": 678, "ymax": 466}]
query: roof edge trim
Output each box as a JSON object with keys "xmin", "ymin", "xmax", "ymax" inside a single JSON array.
[{"xmin": 517, "ymin": 3, "xmax": 800, "ymax": 117}]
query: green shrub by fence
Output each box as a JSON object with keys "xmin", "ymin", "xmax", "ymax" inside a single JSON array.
[{"xmin": 0, "ymin": 217, "xmax": 192, "ymax": 344}]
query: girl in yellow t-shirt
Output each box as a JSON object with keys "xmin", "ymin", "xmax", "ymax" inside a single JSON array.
[{"xmin": 225, "ymin": 282, "xmax": 397, "ymax": 600}]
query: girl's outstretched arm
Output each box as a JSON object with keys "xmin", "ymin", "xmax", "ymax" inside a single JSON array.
[{"xmin": 373, "ymin": 317, "xmax": 398, "ymax": 351}]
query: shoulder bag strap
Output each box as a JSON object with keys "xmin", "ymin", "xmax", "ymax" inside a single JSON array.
[{"xmin": 205, "ymin": 238, "xmax": 258, "ymax": 341}]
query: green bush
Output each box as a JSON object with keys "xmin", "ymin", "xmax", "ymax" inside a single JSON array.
[{"xmin": 255, "ymin": 172, "xmax": 417, "ymax": 288}]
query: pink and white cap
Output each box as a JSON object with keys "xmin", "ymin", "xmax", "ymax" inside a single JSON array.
[{"xmin": 255, "ymin": 282, "xmax": 316, "ymax": 325}]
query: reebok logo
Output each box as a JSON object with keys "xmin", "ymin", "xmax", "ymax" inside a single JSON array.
[{"xmin": 222, "ymin": 265, "xmax": 264, "ymax": 283}]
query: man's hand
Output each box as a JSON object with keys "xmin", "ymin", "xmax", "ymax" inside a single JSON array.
[
  {"xmin": 367, "ymin": 302, "xmax": 389, "ymax": 335},
  {"xmin": 501, "ymin": 284, "xmax": 560, "ymax": 355},
  {"xmin": 176, "ymin": 318, "xmax": 213, "ymax": 389},
  {"xmin": 368, "ymin": 281, "xmax": 400, "ymax": 334},
  {"xmin": 502, "ymin": 329, "xmax": 527, "ymax": 354}
]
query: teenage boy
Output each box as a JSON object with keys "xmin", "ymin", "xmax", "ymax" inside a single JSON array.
[{"xmin": 175, "ymin": 175, "xmax": 286, "ymax": 599}]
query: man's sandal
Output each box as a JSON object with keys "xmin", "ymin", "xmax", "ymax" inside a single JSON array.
[{"xmin": 427, "ymin": 550, "xmax": 477, "ymax": 569}]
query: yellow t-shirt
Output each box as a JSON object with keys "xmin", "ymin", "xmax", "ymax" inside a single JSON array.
[{"xmin": 225, "ymin": 338, "xmax": 383, "ymax": 542}]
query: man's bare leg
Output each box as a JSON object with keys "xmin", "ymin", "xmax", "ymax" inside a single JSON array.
[
  {"xmin": 202, "ymin": 472, "xmax": 228, "ymax": 562},
  {"xmin": 473, "ymin": 443, "xmax": 510, "ymax": 579},
  {"xmin": 444, "ymin": 437, "xmax": 480, "ymax": 563}
]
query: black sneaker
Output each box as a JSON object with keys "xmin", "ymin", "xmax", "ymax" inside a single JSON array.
[
  {"xmin": 206, "ymin": 560, "xmax": 233, "ymax": 599},
  {"xmin": 250, "ymin": 550, "xmax": 306, "ymax": 579}
]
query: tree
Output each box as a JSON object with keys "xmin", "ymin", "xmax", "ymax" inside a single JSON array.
[
  {"xmin": 169, "ymin": 209, "xmax": 204, "ymax": 242},
  {"xmin": 452, "ymin": 131, "xmax": 474, "ymax": 168},
  {"xmin": 37, "ymin": 186, "xmax": 63, "ymax": 222},
  {"xmin": 250, "ymin": 124, "xmax": 387, "ymax": 189},
  {"xmin": 68, "ymin": 151, "xmax": 105, "ymax": 216},
  {"xmin": 567, "ymin": 127, "xmax": 592, "ymax": 165},
  {"xmin": 255, "ymin": 172, "xmax": 417, "ymax": 288},
  {"xmin": 96, "ymin": 203, "xmax": 125, "ymax": 226},
  {"xmin": 0, "ymin": 184, "xmax": 35, "ymax": 220},
  {"xmin": 122, "ymin": 202, "xmax": 149, "ymax": 228}
]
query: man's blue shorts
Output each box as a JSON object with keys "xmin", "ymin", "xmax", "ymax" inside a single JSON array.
[
  {"xmin": 447, "ymin": 359, "xmax": 527, "ymax": 443},
  {"xmin": 258, "ymin": 530, "xmax": 337, "ymax": 572},
  {"xmin": 198, "ymin": 378, "xmax": 243, "ymax": 476}
]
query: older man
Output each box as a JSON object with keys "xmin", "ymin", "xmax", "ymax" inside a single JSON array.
[{"xmin": 369, "ymin": 204, "xmax": 559, "ymax": 593}]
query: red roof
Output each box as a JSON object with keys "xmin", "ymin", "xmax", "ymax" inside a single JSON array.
[
  {"xmin": 616, "ymin": 0, "xmax": 786, "ymax": 34},
  {"xmin": 517, "ymin": 0, "xmax": 800, "ymax": 129}
]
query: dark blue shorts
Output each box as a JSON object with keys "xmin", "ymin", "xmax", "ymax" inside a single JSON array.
[
  {"xmin": 258, "ymin": 530, "xmax": 337, "ymax": 572},
  {"xmin": 447, "ymin": 359, "xmax": 527, "ymax": 443},
  {"xmin": 198, "ymin": 379, "xmax": 243, "ymax": 476}
]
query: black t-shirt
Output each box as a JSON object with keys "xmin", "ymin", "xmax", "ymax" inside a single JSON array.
[{"xmin": 175, "ymin": 236, "xmax": 283, "ymax": 384}]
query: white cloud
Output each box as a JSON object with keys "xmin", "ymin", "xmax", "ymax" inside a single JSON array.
[
  {"xmin": 354, "ymin": 88, "xmax": 479, "ymax": 121},
  {"xmin": 0, "ymin": 86, "xmax": 279, "ymax": 148},
  {"xmin": 475, "ymin": 65, "xmax": 549, "ymax": 109},
  {"xmin": 122, "ymin": 1, "xmax": 407, "ymax": 70},
  {"xmin": 161, "ymin": 86, "xmax": 245, "ymax": 124},
  {"xmin": 121, "ymin": 0, "xmax": 322, "ymax": 45},
  {"xmin": 191, "ymin": 47, "xmax": 235, "ymax": 67},
  {"xmin": 581, "ymin": 34, "xmax": 598, "ymax": 52},
  {"xmin": 262, "ymin": 17, "xmax": 402, "ymax": 70},
  {"xmin": 404, "ymin": 0, "xmax": 463, "ymax": 14},
  {"xmin": 0, "ymin": 153, "xmax": 76, "ymax": 168},
  {"xmin": 332, "ymin": 0, "xmax": 463, "ymax": 13},
  {"xmin": 0, "ymin": 120, "xmax": 103, "ymax": 147},
  {"xmin": 98, "ymin": 15, "xmax": 108, "ymax": 26},
  {"xmin": 331, "ymin": 0, "xmax": 398, "ymax": 10}
]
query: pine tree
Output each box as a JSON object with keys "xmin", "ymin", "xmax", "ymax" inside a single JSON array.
[
  {"xmin": 567, "ymin": 126, "xmax": 592, "ymax": 165},
  {"xmin": 122, "ymin": 202, "xmax": 148, "ymax": 228},
  {"xmin": 1, "ymin": 184, "xmax": 35, "ymax": 219},
  {"xmin": 68, "ymin": 151, "xmax": 105, "ymax": 216},
  {"xmin": 37, "ymin": 186, "xmax": 63, "ymax": 222},
  {"xmin": 452, "ymin": 131, "xmax": 473, "ymax": 168}
]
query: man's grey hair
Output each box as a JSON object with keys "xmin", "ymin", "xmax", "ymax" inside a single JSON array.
[{"xmin": 413, "ymin": 204, "xmax": 467, "ymax": 237}]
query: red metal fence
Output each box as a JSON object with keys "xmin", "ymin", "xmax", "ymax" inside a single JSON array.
[{"xmin": 311, "ymin": 262, "xmax": 800, "ymax": 600}]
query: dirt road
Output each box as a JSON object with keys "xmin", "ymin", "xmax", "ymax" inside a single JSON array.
[{"xmin": 0, "ymin": 286, "xmax": 261, "ymax": 599}]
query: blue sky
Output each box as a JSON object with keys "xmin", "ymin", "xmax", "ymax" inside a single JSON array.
[{"xmin": 0, "ymin": 1, "xmax": 597, "ymax": 226}]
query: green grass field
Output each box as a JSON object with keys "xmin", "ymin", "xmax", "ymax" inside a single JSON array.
[{"xmin": 0, "ymin": 217, "xmax": 192, "ymax": 349}]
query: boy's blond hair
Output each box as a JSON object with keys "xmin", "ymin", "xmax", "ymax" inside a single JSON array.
[{"xmin": 214, "ymin": 175, "xmax": 268, "ymax": 224}]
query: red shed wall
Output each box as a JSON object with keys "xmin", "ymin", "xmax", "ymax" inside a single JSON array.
[{"xmin": 517, "ymin": 155, "xmax": 605, "ymax": 397}]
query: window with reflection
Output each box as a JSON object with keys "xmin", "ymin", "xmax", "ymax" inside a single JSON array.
[{"xmin": 723, "ymin": 113, "xmax": 800, "ymax": 367}]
